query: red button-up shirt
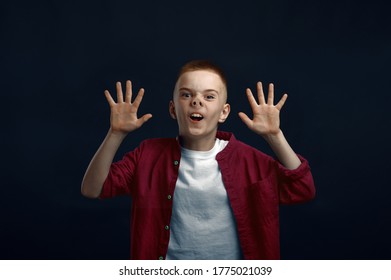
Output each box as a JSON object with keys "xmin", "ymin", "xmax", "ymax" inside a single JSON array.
[{"xmin": 100, "ymin": 131, "xmax": 315, "ymax": 259}]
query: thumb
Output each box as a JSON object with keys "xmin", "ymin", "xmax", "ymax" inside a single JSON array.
[
  {"xmin": 238, "ymin": 112, "xmax": 253, "ymax": 128},
  {"xmin": 141, "ymin": 113, "xmax": 153, "ymax": 123},
  {"xmin": 137, "ymin": 114, "xmax": 153, "ymax": 126}
]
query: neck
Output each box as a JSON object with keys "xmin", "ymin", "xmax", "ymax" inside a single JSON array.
[{"xmin": 179, "ymin": 133, "xmax": 217, "ymax": 151}]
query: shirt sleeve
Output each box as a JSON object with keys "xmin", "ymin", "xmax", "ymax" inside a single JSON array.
[
  {"xmin": 99, "ymin": 146, "xmax": 141, "ymax": 199},
  {"xmin": 274, "ymin": 154, "xmax": 316, "ymax": 204}
]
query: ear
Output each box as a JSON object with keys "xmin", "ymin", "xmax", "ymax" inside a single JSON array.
[
  {"xmin": 218, "ymin": 103, "xmax": 231, "ymax": 123},
  {"xmin": 169, "ymin": 100, "xmax": 177, "ymax": 119}
]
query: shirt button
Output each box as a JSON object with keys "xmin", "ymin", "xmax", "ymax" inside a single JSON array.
[
  {"xmin": 167, "ymin": 195, "xmax": 172, "ymax": 200},
  {"xmin": 173, "ymin": 160, "xmax": 179, "ymax": 166},
  {"xmin": 164, "ymin": 225, "xmax": 170, "ymax": 230},
  {"xmin": 159, "ymin": 256, "xmax": 164, "ymax": 260}
]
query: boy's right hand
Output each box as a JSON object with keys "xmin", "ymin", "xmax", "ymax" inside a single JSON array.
[{"xmin": 104, "ymin": 80, "xmax": 152, "ymax": 135}]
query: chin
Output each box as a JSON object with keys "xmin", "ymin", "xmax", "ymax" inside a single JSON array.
[{"xmin": 183, "ymin": 127, "xmax": 216, "ymax": 138}]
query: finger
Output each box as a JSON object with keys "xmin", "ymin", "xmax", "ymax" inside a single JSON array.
[
  {"xmin": 140, "ymin": 113, "xmax": 153, "ymax": 123},
  {"xmin": 132, "ymin": 88, "xmax": 145, "ymax": 107},
  {"xmin": 125, "ymin": 80, "xmax": 132, "ymax": 103},
  {"xmin": 267, "ymin": 83, "xmax": 274, "ymax": 105},
  {"xmin": 116, "ymin": 81, "xmax": 124, "ymax": 103},
  {"xmin": 275, "ymin": 93, "xmax": 288, "ymax": 111},
  {"xmin": 104, "ymin": 90, "xmax": 115, "ymax": 106},
  {"xmin": 136, "ymin": 113, "xmax": 153, "ymax": 127},
  {"xmin": 238, "ymin": 112, "xmax": 253, "ymax": 128},
  {"xmin": 246, "ymin": 88, "xmax": 259, "ymax": 110},
  {"xmin": 257, "ymin": 81, "xmax": 266, "ymax": 105}
]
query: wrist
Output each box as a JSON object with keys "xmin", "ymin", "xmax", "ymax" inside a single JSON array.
[
  {"xmin": 262, "ymin": 129, "xmax": 284, "ymax": 145},
  {"xmin": 107, "ymin": 128, "xmax": 128, "ymax": 141}
]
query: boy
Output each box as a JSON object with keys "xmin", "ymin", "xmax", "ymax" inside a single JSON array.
[{"xmin": 81, "ymin": 60, "xmax": 315, "ymax": 260}]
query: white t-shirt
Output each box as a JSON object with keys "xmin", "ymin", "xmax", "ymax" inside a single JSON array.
[{"xmin": 166, "ymin": 139, "xmax": 242, "ymax": 260}]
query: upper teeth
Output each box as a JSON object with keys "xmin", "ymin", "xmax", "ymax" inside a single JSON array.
[{"xmin": 191, "ymin": 114, "xmax": 203, "ymax": 118}]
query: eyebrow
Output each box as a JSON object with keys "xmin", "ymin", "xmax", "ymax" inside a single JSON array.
[{"xmin": 179, "ymin": 87, "xmax": 219, "ymax": 94}]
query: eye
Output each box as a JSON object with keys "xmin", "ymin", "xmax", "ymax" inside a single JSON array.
[
  {"xmin": 180, "ymin": 92, "xmax": 191, "ymax": 98},
  {"xmin": 205, "ymin": 95, "xmax": 216, "ymax": 100}
]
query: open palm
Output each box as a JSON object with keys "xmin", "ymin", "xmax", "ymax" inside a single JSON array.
[
  {"xmin": 239, "ymin": 82, "xmax": 287, "ymax": 136},
  {"xmin": 105, "ymin": 80, "xmax": 152, "ymax": 134}
]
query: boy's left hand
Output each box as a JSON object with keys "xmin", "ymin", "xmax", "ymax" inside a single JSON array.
[{"xmin": 238, "ymin": 82, "xmax": 288, "ymax": 136}]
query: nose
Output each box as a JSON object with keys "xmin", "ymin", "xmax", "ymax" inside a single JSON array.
[{"xmin": 191, "ymin": 96, "xmax": 203, "ymax": 107}]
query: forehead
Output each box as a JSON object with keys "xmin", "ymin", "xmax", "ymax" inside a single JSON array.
[{"xmin": 176, "ymin": 70, "xmax": 225, "ymax": 91}]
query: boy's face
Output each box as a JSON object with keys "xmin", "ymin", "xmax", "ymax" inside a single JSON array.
[{"xmin": 169, "ymin": 70, "xmax": 230, "ymax": 142}]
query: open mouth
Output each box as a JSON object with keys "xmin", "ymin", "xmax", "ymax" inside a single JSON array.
[{"xmin": 190, "ymin": 113, "xmax": 204, "ymax": 122}]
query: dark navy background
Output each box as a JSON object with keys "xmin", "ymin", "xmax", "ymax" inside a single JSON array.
[{"xmin": 1, "ymin": 0, "xmax": 390, "ymax": 259}]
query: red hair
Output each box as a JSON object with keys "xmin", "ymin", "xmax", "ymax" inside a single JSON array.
[{"xmin": 177, "ymin": 60, "xmax": 227, "ymax": 87}]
